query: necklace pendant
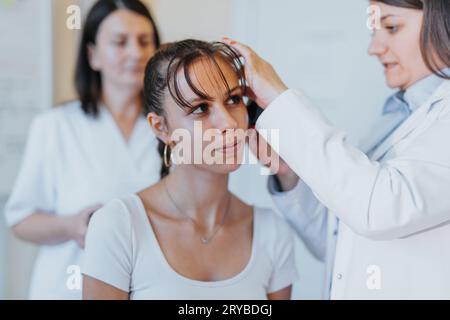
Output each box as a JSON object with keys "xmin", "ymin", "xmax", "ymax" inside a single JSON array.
[{"xmin": 200, "ymin": 237, "xmax": 209, "ymax": 245}]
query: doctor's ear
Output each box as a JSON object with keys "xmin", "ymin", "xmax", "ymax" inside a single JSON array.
[{"xmin": 147, "ymin": 112, "xmax": 170, "ymax": 143}]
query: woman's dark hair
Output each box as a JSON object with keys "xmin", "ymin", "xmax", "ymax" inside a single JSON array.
[
  {"xmin": 75, "ymin": 0, "xmax": 161, "ymax": 116},
  {"xmin": 143, "ymin": 39, "xmax": 246, "ymax": 179},
  {"xmin": 373, "ymin": 0, "xmax": 450, "ymax": 79}
]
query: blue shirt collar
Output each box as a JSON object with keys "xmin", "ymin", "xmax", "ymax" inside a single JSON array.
[
  {"xmin": 404, "ymin": 71, "xmax": 446, "ymax": 111},
  {"xmin": 383, "ymin": 69, "xmax": 447, "ymax": 115}
]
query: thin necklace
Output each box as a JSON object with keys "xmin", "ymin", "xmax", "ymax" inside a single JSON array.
[{"xmin": 163, "ymin": 179, "xmax": 231, "ymax": 245}]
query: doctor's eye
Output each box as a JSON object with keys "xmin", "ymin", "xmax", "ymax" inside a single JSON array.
[{"xmin": 385, "ymin": 25, "xmax": 400, "ymax": 34}]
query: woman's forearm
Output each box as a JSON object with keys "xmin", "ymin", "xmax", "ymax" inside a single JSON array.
[{"xmin": 12, "ymin": 212, "xmax": 73, "ymax": 246}]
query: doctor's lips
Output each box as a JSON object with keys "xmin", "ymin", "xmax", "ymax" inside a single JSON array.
[{"xmin": 382, "ymin": 61, "xmax": 399, "ymax": 70}]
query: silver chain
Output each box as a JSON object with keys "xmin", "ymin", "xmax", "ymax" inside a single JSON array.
[{"xmin": 163, "ymin": 179, "xmax": 231, "ymax": 245}]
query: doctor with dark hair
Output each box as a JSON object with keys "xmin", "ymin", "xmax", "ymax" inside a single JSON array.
[{"xmin": 225, "ymin": 0, "xmax": 450, "ymax": 299}]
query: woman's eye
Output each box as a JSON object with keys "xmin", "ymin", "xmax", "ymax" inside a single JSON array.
[
  {"xmin": 385, "ymin": 25, "xmax": 399, "ymax": 34},
  {"xmin": 191, "ymin": 103, "xmax": 209, "ymax": 115},
  {"xmin": 113, "ymin": 40, "xmax": 127, "ymax": 47},
  {"xmin": 140, "ymin": 38, "xmax": 154, "ymax": 47},
  {"xmin": 226, "ymin": 95, "xmax": 242, "ymax": 105}
]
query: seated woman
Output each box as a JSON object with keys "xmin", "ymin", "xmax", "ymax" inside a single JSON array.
[{"xmin": 82, "ymin": 39, "xmax": 298, "ymax": 300}]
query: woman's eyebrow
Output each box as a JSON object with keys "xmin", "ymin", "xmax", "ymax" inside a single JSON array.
[
  {"xmin": 188, "ymin": 97, "xmax": 206, "ymax": 103},
  {"xmin": 111, "ymin": 32, "xmax": 153, "ymax": 38},
  {"xmin": 138, "ymin": 32, "xmax": 154, "ymax": 38},
  {"xmin": 186, "ymin": 95, "xmax": 212, "ymax": 104},
  {"xmin": 381, "ymin": 14, "xmax": 399, "ymax": 21},
  {"xmin": 110, "ymin": 33, "xmax": 127, "ymax": 39},
  {"xmin": 185, "ymin": 85, "xmax": 242, "ymax": 104},
  {"xmin": 228, "ymin": 86, "xmax": 242, "ymax": 94}
]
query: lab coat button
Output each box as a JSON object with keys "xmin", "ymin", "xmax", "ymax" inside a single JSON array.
[
  {"xmin": 337, "ymin": 273, "xmax": 343, "ymax": 280},
  {"xmin": 333, "ymin": 230, "xmax": 338, "ymax": 236}
]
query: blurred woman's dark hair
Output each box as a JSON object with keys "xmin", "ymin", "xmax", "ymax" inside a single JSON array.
[
  {"xmin": 373, "ymin": 0, "xmax": 450, "ymax": 79},
  {"xmin": 75, "ymin": 0, "xmax": 161, "ymax": 116},
  {"xmin": 143, "ymin": 39, "xmax": 246, "ymax": 179}
]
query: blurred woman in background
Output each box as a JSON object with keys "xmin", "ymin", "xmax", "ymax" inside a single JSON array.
[{"xmin": 4, "ymin": 0, "xmax": 161, "ymax": 299}]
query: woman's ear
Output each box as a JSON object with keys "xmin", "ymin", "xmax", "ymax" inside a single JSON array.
[
  {"xmin": 87, "ymin": 43, "xmax": 101, "ymax": 71},
  {"xmin": 147, "ymin": 112, "xmax": 170, "ymax": 143}
]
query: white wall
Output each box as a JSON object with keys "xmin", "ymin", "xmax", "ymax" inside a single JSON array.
[
  {"xmin": 2, "ymin": 0, "xmax": 393, "ymax": 299},
  {"xmin": 231, "ymin": 0, "xmax": 392, "ymax": 139},
  {"xmin": 0, "ymin": 0, "xmax": 53, "ymax": 299}
]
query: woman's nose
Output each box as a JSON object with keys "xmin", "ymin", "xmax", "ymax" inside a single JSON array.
[
  {"xmin": 368, "ymin": 33, "xmax": 387, "ymax": 57},
  {"xmin": 127, "ymin": 39, "xmax": 144, "ymax": 59},
  {"xmin": 214, "ymin": 105, "xmax": 238, "ymax": 132}
]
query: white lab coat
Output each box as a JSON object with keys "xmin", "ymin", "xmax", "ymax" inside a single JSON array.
[
  {"xmin": 257, "ymin": 80, "xmax": 450, "ymax": 299},
  {"xmin": 4, "ymin": 101, "xmax": 161, "ymax": 299}
]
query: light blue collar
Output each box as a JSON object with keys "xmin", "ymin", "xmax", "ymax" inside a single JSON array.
[
  {"xmin": 383, "ymin": 69, "xmax": 448, "ymax": 115},
  {"xmin": 403, "ymin": 70, "xmax": 447, "ymax": 112}
]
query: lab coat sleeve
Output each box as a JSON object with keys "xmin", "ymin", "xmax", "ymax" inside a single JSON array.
[
  {"xmin": 3, "ymin": 114, "xmax": 57, "ymax": 227},
  {"xmin": 256, "ymin": 89, "xmax": 450, "ymax": 241},
  {"xmin": 268, "ymin": 176, "xmax": 327, "ymax": 261}
]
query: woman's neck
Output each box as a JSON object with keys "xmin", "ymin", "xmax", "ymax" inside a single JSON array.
[
  {"xmin": 163, "ymin": 165, "xmax": 231, "ymax": 229},
  {"xmin": 101, "ymin": 82, "xmax": 142, "ymax": 141},
  {"xmin": 101, "ymin": 81, "xmax": 142, "ymax": 117}
]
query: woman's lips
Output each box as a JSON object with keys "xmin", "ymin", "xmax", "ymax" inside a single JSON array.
[
  {"xmin": 215, "ymin": 140, "xmax": 242, "ymax": 154},
  {"xmin": 383, "ymin": 62, "xmax": 398, "ymax": 70}
]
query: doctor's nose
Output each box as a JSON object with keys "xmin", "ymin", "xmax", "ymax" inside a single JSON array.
[{"xmin": 368, "ymin": 33, "xmax": 387, "ymax": 57}]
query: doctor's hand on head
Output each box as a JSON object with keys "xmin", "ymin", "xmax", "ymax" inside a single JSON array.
[
  {"xmin": 225, "ymin": 38, "xmax": 298, "ymax": 190},
  {"xmin": 222, "ymin": 38, "xmax": 288, "ymax": 109}
]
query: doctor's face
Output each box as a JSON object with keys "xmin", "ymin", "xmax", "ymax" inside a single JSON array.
[
  {"xmin": 88, "ymin": 9, "xmax": 157, "ymax": 91},
  {"xmin": 368, "ymin": 2, "xmax": 431, "ymax": 90},
  {"xmin": 155, "ymin": 57, "xmax": 249, "ymax": 175}
]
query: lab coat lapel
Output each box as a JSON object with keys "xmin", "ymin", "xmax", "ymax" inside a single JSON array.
[
  {"xmin": 357, "ymin": 114, "xmax": 396, "ymax": 155},
  {"xmin": 369, "ymin": 81, "xmax": 450, "ymax": 161},
  {"xmin": 98, "ymin": 107, "xmax": 138, "ymax": 175}
]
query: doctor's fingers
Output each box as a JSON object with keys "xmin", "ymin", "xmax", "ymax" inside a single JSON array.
[
  {"xmin": 81, "ymin": 204, "xmax": 103, "ymax": 220},
  {"xmin": 222, "ymin": 38, "xmax": 287, "ymax": 108},
  {"xmin": 248, "ymin": 130, "xmax": 281, "ymax": 173},
  {"xmin": 222, "ymin": 38, "xmax": 261, "ymax": 83},
  {"xmin": 222, "ymin": 37, "xmax": 254, "ymax": 61}
]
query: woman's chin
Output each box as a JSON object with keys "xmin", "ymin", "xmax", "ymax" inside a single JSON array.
[
  {"xmin": 116, "ymin": 75, "xmax": 145, "ymax": 90},
  {"xmin": 385, "ymin": 78, "xmax": 404, "ymax": 90},
  {"xmin": 384, "ymin": 73, "xmax": 409, "ymax": 90},
  {"xmin": 199, "ymin": 163, "xmax": 243, "ymax": 175},
  {"xmin": 219, "ymin": 165, "xmax": 242, "ymax": 175}
]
